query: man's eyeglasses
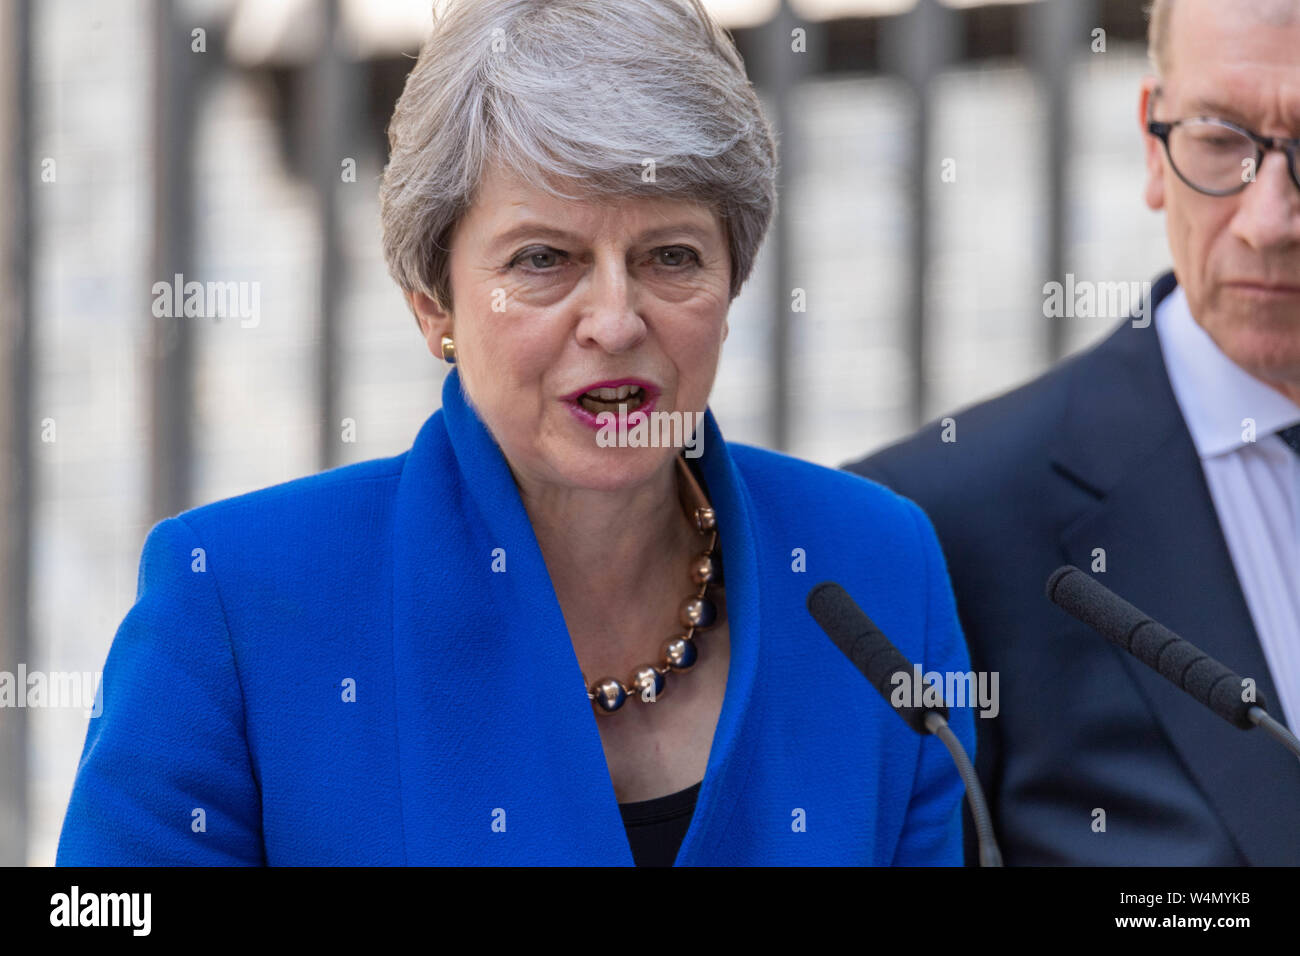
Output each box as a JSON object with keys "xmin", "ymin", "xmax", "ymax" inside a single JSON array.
[{"xmin": 1146, "ymin": 90, "xmax": 1300, "ymax": 197}]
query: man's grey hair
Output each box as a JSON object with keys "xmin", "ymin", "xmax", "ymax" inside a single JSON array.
[
  {"xmin": 1146, "ymin": 0, "xmax": 1172, "ymax": 75},
  {"xmin": 1148, "ymin": 0, "xmax": 1299, "ymax": 76},
  {"xmin": 379, "ymin": 0, "xmax": 779, "ymax": 321}
]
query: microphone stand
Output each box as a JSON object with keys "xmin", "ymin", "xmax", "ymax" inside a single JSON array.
[
  {"xmin": 1249, "ymin": 707, "xmax": 1300, "ymax": 760},
  {"xmin": 925, "ymin": 712, "xmax": 1002, "ymax": 867}
]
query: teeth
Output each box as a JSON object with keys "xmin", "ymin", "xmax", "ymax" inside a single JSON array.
[
  {"xmin": 577, "ymin": 385, "xmax": 647, "ymax": 414},
  {"xmin": 586, "ymin": 385, "xmax": 642, "ymax": 401}
]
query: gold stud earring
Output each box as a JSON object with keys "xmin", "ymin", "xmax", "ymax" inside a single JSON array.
[{"xmin": 440, "ymin": 334, "xmax": 456, "ymax": 364}]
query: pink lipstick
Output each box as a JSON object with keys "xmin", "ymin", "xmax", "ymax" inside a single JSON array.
[{"xmin": 562, "ymin": 378, "xmax": 660, "ymax": 431}]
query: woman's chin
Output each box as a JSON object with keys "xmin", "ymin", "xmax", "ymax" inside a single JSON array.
[{"xmin": 557, "ymin": 445, "xmax": 680, "ymax": 493}]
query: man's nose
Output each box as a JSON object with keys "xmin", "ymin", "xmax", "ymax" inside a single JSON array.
[
  {"xmin": 1230, "ymin": 150, "xmax": 1300, "ymax": 252},
  {"xmin": 575, "ymin": 256, "xmax": 647, "ymax": 353}
]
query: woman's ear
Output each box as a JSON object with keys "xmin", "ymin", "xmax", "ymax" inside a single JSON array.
[{"xmin": 407, "ymin": 290, "xmax": 452, "ymax": 359}]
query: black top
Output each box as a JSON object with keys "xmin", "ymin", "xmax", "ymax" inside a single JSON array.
[{"xmin": 618, "ymin": 781, "xmax": 703, "ymax": 867}]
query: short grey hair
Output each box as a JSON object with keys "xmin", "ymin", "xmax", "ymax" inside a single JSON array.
[
  {"xmin": 379, "ymin": 0, "xmax": 778, "ymax": 322},
  {"xmin": 1146, "ymin": 0, "xmax": 1171, "ymax": 74},
  {"xmin": 1148, "ymin": 0, "xmax": 1299, "ymax": 75}
]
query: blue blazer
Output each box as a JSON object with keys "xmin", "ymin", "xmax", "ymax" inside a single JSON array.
[
  {"xmin": 58, "ymin": 368, "xmax": 975, "ymax": 865},
  {"xmin": 848, "ymin": 272, "xmax": 1300, "ymax": 865}
]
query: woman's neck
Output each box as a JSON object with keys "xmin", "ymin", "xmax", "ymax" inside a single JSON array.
[{"xmin": 515, "ymin": 458, "xmax": 699, "ymax": 650}]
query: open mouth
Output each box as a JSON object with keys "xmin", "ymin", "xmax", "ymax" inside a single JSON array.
[{"xmin": 576, "ymin": 384, "xmax": 649, "ymax": 415}]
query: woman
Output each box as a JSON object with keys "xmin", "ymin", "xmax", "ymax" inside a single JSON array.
[{"xmin": 57, "ymin": 0, "xmax": 973, "ymax": 866}]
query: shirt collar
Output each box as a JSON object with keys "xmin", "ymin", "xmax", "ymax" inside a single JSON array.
[{"xmin": 1155, "ymin": 283, "xmax": 1300, "ymax": 459}]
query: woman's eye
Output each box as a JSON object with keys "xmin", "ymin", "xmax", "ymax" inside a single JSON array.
[
  {"xmin": 656, "ymin": 246, "xmax": 700, "ymax": 268},
  {"xmin": 511, "ymin": 248, "xmax": 565, "ymax": 271},
  {"xmin": 510, "ymin": 246, "xmax": 699, "ymax": 272}
]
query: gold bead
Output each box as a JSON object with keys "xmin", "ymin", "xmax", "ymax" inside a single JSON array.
[
  {"xmin": 693, "ymin": 507, "xmax": 716, "ymax": 533},
  {"xmin": 631, "ymin": 666, "xmax": 667, "ymax": 704},
  {"xmin": 591, "ymin": 677, "xmax": 627, "ymax": 714},
  {"xmin": 662, "ymin": 635, "xmax": 699, "ymax": 670},
  {"xmin": 680, "ymin": 595, "xmax": 718, "ymax": 630},
  {"xmin": 689, "ymin": 553, "xmax": 715, "ymax": 585}
]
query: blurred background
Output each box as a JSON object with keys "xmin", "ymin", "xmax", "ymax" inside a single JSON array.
[{"xmin": 0, "ymin": 0, "xmax": 1171, "ymax": 865}]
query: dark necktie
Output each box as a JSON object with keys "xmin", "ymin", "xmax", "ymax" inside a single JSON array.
[{"xmin": 1279, "ymin": 424, "xmax": 1300, "ymax": 457}]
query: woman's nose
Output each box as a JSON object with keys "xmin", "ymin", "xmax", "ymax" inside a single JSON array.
[{"xmin": 574, "ymin": 256, "xmax": 647, "ymax": 353}]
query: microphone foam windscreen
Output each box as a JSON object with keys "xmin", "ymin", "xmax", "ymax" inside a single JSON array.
[
  {"xmin": 1046, "ymin": 566, "xmax": 1263, "ymax": 729},
  {"xmin": 807, "ymin": 581, "xmax": 945, "ymax": 734}
]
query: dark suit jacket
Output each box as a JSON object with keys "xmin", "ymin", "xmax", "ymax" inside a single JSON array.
[{"xmin": 846, "ymin": 272, "xmax": 1300, "ymax": 865}]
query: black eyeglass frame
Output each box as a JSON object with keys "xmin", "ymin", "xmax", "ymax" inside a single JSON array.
[{"xmin": 1145, "ymin": 89, "xmax": 1300, "ymax": 197}]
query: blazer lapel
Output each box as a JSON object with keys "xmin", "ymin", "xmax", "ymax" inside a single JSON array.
[
  {"xmin": 388, "ymin": 369, "xmax": 762, "ymax": 864},
  {"xmin": 390, "ymin": 369, "xmax": 626, "ymax": 863},
  {"xmin": 674, "ymin": 410, "xmax": 765, "ymax": 865},
  {"xmin": 1049, "ymin": 277, "xmax": 1300, "ymax": 863}
]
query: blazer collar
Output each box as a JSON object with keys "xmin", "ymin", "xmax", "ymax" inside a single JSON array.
[
  {"xmin": 1049, "ymin": 272, "xmax": 1300, "ymax": 863},
  {"xmin": 388, "ymin": 369, "xmax": 764, "ymax": 864}
]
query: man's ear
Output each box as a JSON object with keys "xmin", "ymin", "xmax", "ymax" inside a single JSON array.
[
  {"xmin": 1139, "ymin": 78, "xmax": 1167, "ymax": 212},
  {"xmin": 407, "ymin": 290, "xmax": 452, "ymax": 359}
]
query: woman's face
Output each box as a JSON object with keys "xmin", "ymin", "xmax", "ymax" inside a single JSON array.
[{"xmin": 410, "ymin": 162, "xmax": 733, "ymax": 495}]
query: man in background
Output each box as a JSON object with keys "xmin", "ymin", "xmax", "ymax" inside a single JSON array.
[{"xmin": 848, "ymin": 0, "xmax": 1300, "ymax": 864}]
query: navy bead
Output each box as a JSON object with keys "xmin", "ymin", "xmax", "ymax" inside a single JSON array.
[
  {"xmin": 663, "ymin": 636, "xmax": 698, "ymax": 671},
  {"xmin": 592, "ymin": 678, "xmax": 627, "ymax": 714},
  {"xmin": 681, "ymin": 595, "xmax": 717, "ymax": 630},
  {"xmin": 633, "ymin": 667, "xmax": 667, "ymax": 703}
]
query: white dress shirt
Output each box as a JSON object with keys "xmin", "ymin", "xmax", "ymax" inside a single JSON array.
[{"xmin": 1156, "ymin": 284, "xmax": 1300, "ymax": 731}]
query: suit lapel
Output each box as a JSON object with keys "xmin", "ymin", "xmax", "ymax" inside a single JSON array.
[
  {"xmin": 675, "ymin": 411, "xmax": 766, "ymax": 864},
  {"xmin": 1049, "ymin": 275, "xmax": 1300, "ymax": 863},
  {"xmin": 390, "ymin": 370, "xmax": 628, "ymax": 863}
]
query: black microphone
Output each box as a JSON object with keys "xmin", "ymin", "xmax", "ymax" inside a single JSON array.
[
  {"xmin": 807, "ymin": 581, "xmax": 1002, "ymax": 867},
  {"xmin": 807, "ymin": 580, "xmax": 944, "ymax": 734},
  {"xmin": 1045, "ymin": 565, "xmax": 1300, "ymax": 757}
]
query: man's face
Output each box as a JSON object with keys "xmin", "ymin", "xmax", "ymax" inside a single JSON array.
[{"xmin": 1140, "ymin": 0, "xmax": 1300, "ymax": 403}]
